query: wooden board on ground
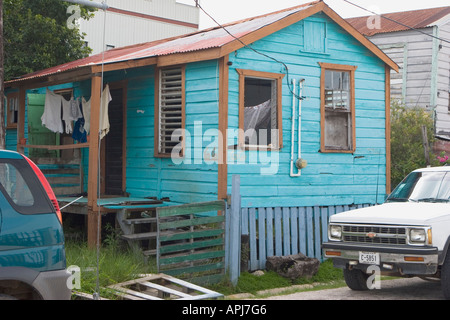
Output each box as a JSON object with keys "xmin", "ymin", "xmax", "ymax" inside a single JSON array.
[
  {"xmin": 108, "ymin": 274, "xmax": 223, "ymax": 300},
  {"xmin": 72, "ymin": 273, "xmax": 222, "ymax": 300}
]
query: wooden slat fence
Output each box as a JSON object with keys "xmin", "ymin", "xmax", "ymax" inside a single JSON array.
[
  {"xmin": 240, "ymin": 204, "xmax": 372, "ymax": 271},
  {"xmin": 156, "ymin": 200, "xmax": 227, "ymax": 285}
]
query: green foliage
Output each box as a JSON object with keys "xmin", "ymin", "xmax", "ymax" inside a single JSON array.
[
  {"xmin": 4, "ymin": 0, "xmax": 95, "ymax": 81},
  {"xmin": 65, "ymin": 235, "xmax": 156, "ymax": 299},
  {"xmin": 294, "ymin": 258, "xmax": 343, "ymax": 284},
  {"xmin": 208, "ymin": 259, "xmax": 344, "ymax": 296},
  {"xmin": 390, "ymin": 100, "xmax": 436, "ymax": 188}
]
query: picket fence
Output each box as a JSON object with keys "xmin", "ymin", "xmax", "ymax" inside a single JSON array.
[
  {"xmin": 240, "ymin": 204, "xmax": 372, "ymax": 271},
  {"xmin": 224, "ymin": 175, "xmax": 374, "ymax": 284}
]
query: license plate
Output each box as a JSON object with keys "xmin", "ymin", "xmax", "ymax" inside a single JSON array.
[{"xmin": 359, "ymin": 252, "xmax": 380, "ymax": 265}]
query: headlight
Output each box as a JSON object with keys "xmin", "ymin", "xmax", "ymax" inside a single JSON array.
[
  {"xmin": 329, "ymin": 225, "xmax": 342, "ymax": 241},
  {"xmin": 409, "ymin": 228, "xmax": 426, "ymax": 244}
]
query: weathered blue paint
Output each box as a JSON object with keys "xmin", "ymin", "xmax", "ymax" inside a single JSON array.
[
  {"xmin": 123, "ymin": 62, "xmax": 220, "ymax": 204},
  {"xmin": 226, "ymin": 13, "xmax": 388, "ymax": 208},
  {"xmin": 5, "ymin": 11, "xmax": 389, "ymax": 212}
]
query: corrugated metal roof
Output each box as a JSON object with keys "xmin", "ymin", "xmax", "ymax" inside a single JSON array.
[
  {"xmin": 7, "ymin": 0, "xmax": 398, "ymax": 86},
  {"xmin": 7, "ymin": 1, "xmax": 320, "ymax": 85},
  {"xmin": 346, "ymin": 6, "xmax": 450, "ymax": 37}
]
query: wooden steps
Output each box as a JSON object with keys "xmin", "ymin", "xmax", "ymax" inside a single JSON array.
[
  {"xmin": 114, "ymin": 200, "xmax": 228, "ymax": 286},
  {"xmin": 115, "ymin": 203, "xmax": 163, "ymax": 256},
  {"xmin": 121, "ymin": 232, "xmax": 158, "ymax": 241},
  {"xmin": 122, "ymin": 217, "xmax": 158, "ymax": 225}
]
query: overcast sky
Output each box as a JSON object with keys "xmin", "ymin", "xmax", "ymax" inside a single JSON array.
[{"xmin": 176, "ymin": 0, "xmax": 450, "ymax": 29}]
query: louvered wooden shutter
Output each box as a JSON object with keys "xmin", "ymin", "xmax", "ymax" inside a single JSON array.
[{"xmin": 158, "ymin": 67, "xmax": 184, "ymax": 155}]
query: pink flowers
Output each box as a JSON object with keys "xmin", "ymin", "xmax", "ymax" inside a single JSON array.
[{"xmin": 437, "ymin": 152, "xmax": 449, "ymax": 164}]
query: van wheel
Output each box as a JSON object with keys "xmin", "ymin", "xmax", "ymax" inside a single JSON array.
[
  {"xmin": 343, "ymin": 268, "xmax": 370, "ymax": 291},
  {"xmin": 441, "ymin": 251, "xmax": 450, "ymax": 299},
  {"xmin": 0, "ymin": 294, "xmax": 17, "ymax": 300}
]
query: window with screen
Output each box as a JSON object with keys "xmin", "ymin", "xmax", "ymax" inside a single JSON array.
[{"xmin": 320, "ymin": 63, "xmax": 357, "ymax": 153}]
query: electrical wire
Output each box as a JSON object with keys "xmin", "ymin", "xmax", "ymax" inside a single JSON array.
[
  {"xmin": 93, "ymin": 0, "xmax": 108, "ymax": 301},
  {"xmin": 342, "ymin": 0, "xmax": 450, "ymax": 44},
  {"xmin": 196, "ymin": 2, "xmax": 305, "ymax": 101}
]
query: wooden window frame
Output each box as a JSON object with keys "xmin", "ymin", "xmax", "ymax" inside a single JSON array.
[
  {"xmin": 319, "ymin": 62, "xmax": 357, "ymax": 153},
  {"xmin": 6, "ymin": 92, "xmax": 19, "ymax": 129},
  {"xmin": 154, "ymin": 65, "xmax": 186, "ymax": 158},
  {"xmin": 236, "ymin": 69, "xmax": 284, "ymax": 150}
]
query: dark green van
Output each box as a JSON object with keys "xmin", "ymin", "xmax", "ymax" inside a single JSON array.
[{"xmin": 0, "ymin": 150, "xmax": 70, "ymax": 300}]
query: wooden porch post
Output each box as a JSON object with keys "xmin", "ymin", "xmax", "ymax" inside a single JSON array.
[
  {"xmin": 218, "ymin": 56, "xmax": 229, "ymax": 202},
  {"xmin": 87, "ymin": 75, "xmax": 102, "ymax": 248},
  {"xmin": 385, "ymin": 65, "xmax": 392, "ymax": 195},
  {"xmin": 16, "ymin": 86, "xmax": 26, "ymax": 154}
]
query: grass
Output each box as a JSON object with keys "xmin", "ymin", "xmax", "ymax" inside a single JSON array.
[
  {"xmin": 65, "ymin": 228, "xmax": 157, "ymax": 299},
  {"xmin": 66, "ymin": 237, "xmax": 345, "ymax": 299},
  {"xmin": 208, "ymin": 259, "xmax": 345, "ymax": 297},
  {"xmin": 64, "ymin": 224, "xmax": 345, "ymax": 299}
]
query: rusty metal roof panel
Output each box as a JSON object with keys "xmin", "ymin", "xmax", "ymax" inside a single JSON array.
[
  {"xmin": 96, "ymin": 2, "xmax": 319, "ymax": 59},
  {"xmin": 346, "ymin": 6, "xmax": 450, "ymax": 37},
  {"xmin": 7, "ymin": 2, "xmax": 319, "ymax": 85}
]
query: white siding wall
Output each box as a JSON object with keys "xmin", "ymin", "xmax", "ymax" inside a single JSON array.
[
  {"xmin": 79, "ymin": 0, "xmax": 199, "ymax": 55},
  {"xmin": 369, "ymin": 29, "xmax": 434, "ymax": 110},
  {"xmin": 435, "ymin": 21, "xmax": 450, "ymax": 136},
  {"xmin": 368, "ymin": 22, "xmax": 450, "ymax": 137}
]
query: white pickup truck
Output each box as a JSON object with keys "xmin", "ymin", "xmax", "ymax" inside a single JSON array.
[{"xmin": 322, "ymin": 166, "xmax": 450, "ymax": 299}]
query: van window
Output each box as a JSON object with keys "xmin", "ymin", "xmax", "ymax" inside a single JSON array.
[{"xmin": 0, "ymin": 159, "xmax": 54, "ymax": 214}]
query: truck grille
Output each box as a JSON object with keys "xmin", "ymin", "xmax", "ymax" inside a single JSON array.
[{"xmin": 342, "ymin": 224, "xmax": 407, "ymax": 245}]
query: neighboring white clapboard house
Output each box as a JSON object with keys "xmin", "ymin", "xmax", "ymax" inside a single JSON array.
[
  {"xmin": 347, "ymin": 7, "xmax": 450, "ymax": 140},
  {"xmin": 78, "ymin": 0, "xmax": 199, "ymax": 55}
]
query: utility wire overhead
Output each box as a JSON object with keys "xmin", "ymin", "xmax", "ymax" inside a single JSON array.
[{"xmin": 196, "ymin": 1, "xmax": 304, "ymax": 100}]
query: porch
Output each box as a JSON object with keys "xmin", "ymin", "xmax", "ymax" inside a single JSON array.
[{"xmin": 57, "ymin": 195, "xmax": 169, "ymax": 216}]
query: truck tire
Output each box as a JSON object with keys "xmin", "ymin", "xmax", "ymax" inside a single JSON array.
[
  {"xmin": 343, "ymin": 268, "xmax": 370, "ymax": 291},
  {"xmin": 441, "ymin": 251, "xmax": 450, "ymax": 299}
]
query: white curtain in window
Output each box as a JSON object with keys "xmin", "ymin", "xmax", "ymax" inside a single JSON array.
[{"xmin": 244, "ymin": 99, "xmax": 271, "ymax": 144}]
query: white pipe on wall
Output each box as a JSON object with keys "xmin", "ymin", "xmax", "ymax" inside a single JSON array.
[
  {"xmin": 298, "ymin": 80, "xmax": 303, "ymax": 167},
  {"xmin": 290, "ymin": 79, "xmax": 297, "ymax": 177},
  {"xmin": 290, "ymin": 79, "xmax": 306, "ymax": 177}
]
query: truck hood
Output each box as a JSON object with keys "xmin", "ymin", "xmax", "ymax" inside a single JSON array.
[{"xmin": 330, "ymin": 202, "xmax": 450, "ymax": 225}]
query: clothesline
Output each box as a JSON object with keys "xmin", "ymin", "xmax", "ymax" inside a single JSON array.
[{"xmin": 40, "ymin": 85, "xmax": 112, "ymax": 141}]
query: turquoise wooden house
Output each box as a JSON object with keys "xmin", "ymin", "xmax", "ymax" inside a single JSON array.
[{"xmin": 4, "ymin": 1, "xmax": 397, "ymax": 246}]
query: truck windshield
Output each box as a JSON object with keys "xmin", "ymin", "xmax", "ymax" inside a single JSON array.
[{"xmin": 386, "ymin": 171, "xmax": 450, "ymax": 203}]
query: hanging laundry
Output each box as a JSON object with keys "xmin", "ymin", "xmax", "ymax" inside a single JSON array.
[
  {"xmin": 61, "ymin": 98, "xmax": 73, "ymax": 134},
  {"xmin": 70, "ymin": 97, "xmax": 83, "ymax": 120},
  {"xmin": 73, "ymin": 100, "xmax": 87, "ymax": 143},
  {"xmin": 62, "ymin": 97, "xmax": 83, "ymax": 134},
  {"xmin": 82, "ymin": 97, "xmax": 91, "ymax": 134},
  {"xmin": 72, "ymin": 118, "xmax": 87, "ymax": 143},
  {"xmin": 42, "ymin": 89, "xmax": 64, "ymax": 134},
  {"xmin": 99, "ymin": 84, "xmax": 112, "ymax": 140},
  {"xmin": 80, "ymin": 84, "xmax": 112, "ymax": 139}
]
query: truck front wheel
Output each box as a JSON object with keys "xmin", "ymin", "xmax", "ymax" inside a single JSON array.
[
  {"xmin": 441, "ymin": 251, "xmax": 450, "ymax": 299},
  {"xmin": 343, "ymin": 268, "xmax": 370, "ymax": 291}
]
